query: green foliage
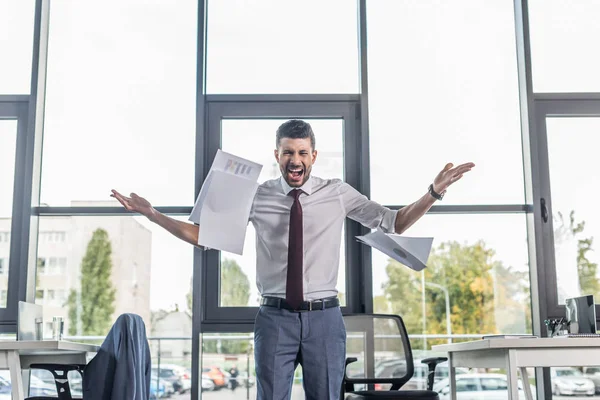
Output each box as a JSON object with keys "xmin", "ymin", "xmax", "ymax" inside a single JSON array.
[
  {"xmin": 220, "ymin": 258, "xmax": 251, "ymax": 307},
  {"xmin": 67, "ymin": 289, "xmax": 78, "ymax": 336},
  {"xmin": 383, "ymin": 240, "xmax": 531, "ymax": 349},
  {"xmin": 67, "ymin": 229, "xmax": 116, "ymax": 336}
]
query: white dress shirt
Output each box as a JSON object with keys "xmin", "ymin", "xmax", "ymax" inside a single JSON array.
[{"xmin": 250, "ymin": 175, "xmax": 398, "ymax": 301}]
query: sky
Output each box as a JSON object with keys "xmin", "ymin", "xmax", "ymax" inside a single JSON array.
[{"xmin": 2, "ymin": 0, "xmax": 600, "ymax": 316}]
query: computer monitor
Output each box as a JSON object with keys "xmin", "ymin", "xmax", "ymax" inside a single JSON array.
[
  {"xmin": 565, "ymin": 295, "xmax": 597, "ymax": 334},
  {"xmin": 17, "ymin": 301, "xmax": 43, "ymax": 341}
]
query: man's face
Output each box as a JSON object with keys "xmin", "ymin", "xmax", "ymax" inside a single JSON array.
[{"xmin": 274, "ymin": 137, "xmax": 317, "ymax": 187}]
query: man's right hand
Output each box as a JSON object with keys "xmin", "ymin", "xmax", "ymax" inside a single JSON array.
[{"xmin": 110, "ymin": 189, "xmax": 156, "ymax": 220}]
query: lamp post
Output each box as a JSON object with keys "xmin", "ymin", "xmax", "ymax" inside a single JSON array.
[
  {"xmin": 421, "ymin": 271, "xmax": 427, "ymax": 350},
  {"xmin": 425, "ymin": 282, "xmax": 452, "ymax": 344}
]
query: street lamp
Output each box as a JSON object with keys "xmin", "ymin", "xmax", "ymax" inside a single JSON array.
[{"xmin": 425, "ymin": 282, "xmax": 452, "ymax": 344}]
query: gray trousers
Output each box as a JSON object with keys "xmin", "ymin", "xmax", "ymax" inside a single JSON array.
[{"xmin": 254, "ymin": 305, "xmax": 346, "ymax": 400}]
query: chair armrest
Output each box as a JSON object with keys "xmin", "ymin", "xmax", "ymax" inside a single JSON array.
[
  {"xmin": 421, "ymin": 357, "xmax": 448, "ymax": 390},
  {"xmin": 343, "ymin": 357, "xmax": 359, "ymax": 395}
]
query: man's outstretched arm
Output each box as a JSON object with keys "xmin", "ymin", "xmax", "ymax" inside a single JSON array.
[
  {"xmin": 394, "ymin": 162, "xmax": 475, "ymax": 234},
  {"xmin": 111, "ymin": 189, "xmax": 200, "ymax": 247}
]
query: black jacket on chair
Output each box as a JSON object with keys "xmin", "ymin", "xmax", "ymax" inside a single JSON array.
[{"xmin": 83, "ymin": 313, "xmax": 151, "ymax": 400}]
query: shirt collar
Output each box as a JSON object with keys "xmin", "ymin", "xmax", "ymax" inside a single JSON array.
[{"xmin": 280, "ymin": 175, "xmax": 313, "ymax": 196}]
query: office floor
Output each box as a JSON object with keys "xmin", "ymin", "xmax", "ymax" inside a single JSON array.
[
  {"xmin": 171, "ymin": 389, "xmax": 600, "ymax": 399},
  {"xmin": 171, "ymin": 385, "xmax": 305, "ymax": 399}
]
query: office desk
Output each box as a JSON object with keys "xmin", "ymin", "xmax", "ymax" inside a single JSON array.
[
  {"xmin": 433, "ymin": 338, "xmax": 600, "ymax": 400},
  {"xmin": 0, "ymin": 340, "xmax": 99, "ymax": 400}
]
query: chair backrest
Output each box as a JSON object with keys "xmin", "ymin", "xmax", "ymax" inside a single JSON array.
[
  {"xmin": 343, "ymin": 313, "xmax": 414, "ymax": 389},
  {"xmin": 83, "ymin": 313, "xmax": 151, "ymax": 400}
]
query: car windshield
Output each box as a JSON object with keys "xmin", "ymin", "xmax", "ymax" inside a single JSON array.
[
  {"xmin": 587, "ymin": 368, "xmax": 600, "ymax": 374},
  {"xmin": 556, "ymin": 369, "xmax": 582, "ymax": 377},
  {"xmin": 154, "ymin": 369, "xmax": 175, "ymax": 377}
]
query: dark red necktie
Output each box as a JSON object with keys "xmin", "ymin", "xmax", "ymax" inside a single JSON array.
[{"xmin": 286, "ymin": 189, "xmax": 304, "ymax": 309}]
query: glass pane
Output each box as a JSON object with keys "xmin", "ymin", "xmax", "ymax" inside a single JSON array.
[
  {"xmin": 0, "ymin": 120, "xmax": 18, "ymax": 308},
  {"xmin": 368, "ymin": 0, "xmax": 524, "ymax": 205},
  {"xmin": 220, "ymin": 119, "xmax": 346, "ymax": 306},
  {"xmin": 529, "ymin": 0, "xmax": 600, "ymax": 92},
  {"xmin": 35, "ymin": 216, "xmax": 192, "ymax": 348},
  {"xmin": 547, "ymin": 118, "xmax": 600, "ymax": 304},
  {"xmin": 372, "ymin": 214, "xmax": 531, "ymax": 352},
  {"xmin": 206, "ymin": 0, "xmax": 359, "ymax": 94},
  {"xmin": 200, "ymin": 332, "xmax": 306, "ymax": 399},
  {"xmin": 40, "ymin": 1, "xmax": 197, "ymax": 206},
  {"xmin": 0, "ymin": 1, "xmax": 35, "ymax": 94}
]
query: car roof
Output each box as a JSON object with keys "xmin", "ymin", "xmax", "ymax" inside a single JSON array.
[{"xmin": 455, "ymin": 373, "xmax": 507, "ymax": 379}]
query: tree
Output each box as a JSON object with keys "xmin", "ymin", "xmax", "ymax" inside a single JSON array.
[
  {"xmin": 220, "ymin": 258, "xmax": 251, "ymax": 307},
  {"xmin": 67, "ymin": 229, "xmax": 116, "ymax": 336},
  {"xmin": 383, "ymin": 240, "xmax": 530, "ymax": 349}
]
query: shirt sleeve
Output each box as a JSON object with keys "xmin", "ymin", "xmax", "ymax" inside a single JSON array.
[{"xmin": 338, "ymin": 181, "xmax": 398, "ymax": 234}]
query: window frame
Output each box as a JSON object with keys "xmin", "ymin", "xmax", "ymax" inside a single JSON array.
[
  {"xmin": 531, "ymin": 95, "xmax": 600, "ymax": 319},
  {"xmin": 0, "ymin": 97, "xmax": 31, "ymax": 329},
  {"xmin": 199, "ymin": 97, "xmax": 365, "ymax": 329}
]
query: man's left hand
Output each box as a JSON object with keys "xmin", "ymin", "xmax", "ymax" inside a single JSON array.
[{"xmin": 433, "ymin": 162, "xmax": 475, "ymax": 194}]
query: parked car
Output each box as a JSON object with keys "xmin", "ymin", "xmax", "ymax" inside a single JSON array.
[
  {"xmin": 201, "ymin": 373, "xmax": 216, "ymax": 391},
  {"xmin": 0, "ymin": 370, "xmax": 57, "ymax": 397},
  {"xmin": 150, "ymin": 372, "xmax": 174, "ymax": 399},
  {"xmin": 151, "ymin": 364, "xmax": 191, "ymax": 394},
  {"xmin": 202, "ymin": 366, "xmax": 228, "ymax": 390},
  {"xmin": 582, "ymin": 366, "xmax": 600, "ymax": 393},
  {"xmin": 434, "ymin": 373, "xmax": 535, "ymax": 400},
  {"xmin": 367, "ymin": 359, "xmax": 468, "ymax": 390},
  {"xmin": 551, "ymin": 367, "xmax": 595, "ymax": 396}
]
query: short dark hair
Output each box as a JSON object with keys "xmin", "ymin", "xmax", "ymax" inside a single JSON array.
[{"xmin": 275, "ymin": 119, "xmax": 316, "ymax": 150}]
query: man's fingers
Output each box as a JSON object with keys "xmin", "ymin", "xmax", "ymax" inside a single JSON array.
[
  {"xmin": 110, "ymin": 189, "xmax": 134, "ymax": 209},
  {"xmin": 450, "ymin": 163, "xmax": 474, "ymax": 175},
  {"xmin": 451, "ymin": 174, "xmax": 464, "ymax": 182}
]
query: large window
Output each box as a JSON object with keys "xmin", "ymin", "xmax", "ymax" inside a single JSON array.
[
  {"xmin": 29, "ymin": 1, "xmax": 198, "ymax": 396},
  {"xmin": 35, "ymin": 216, "xmax": 193, "ymax": 337},
  {"xmin": 40, "ymin": 0, "xmax": 197, "ymax": 206},
  {"xmin": 367, "ymin": 0, "xmax": 531, "ymax": 345},
  {"xmin": 372, "ymin": 214, "xmax": 531, "ymax": 349},
  {"xmin": 205, "ymin": 0, "xmax": 359, "ymax": 94},
  {"xmin": 0, "ymin": 1, "xmax": 35, "ymax": 94},
  {"xmin": 367, "ymin": 0, "xmax": 524, "ymax": 206},
  {"xmin": 529, "ymin": 0, "xmax": 600, "ymax": 93},
  {"xmin": 0, "ymin": 121, "xmax": 18, "ymax": 308},
  {"xmin": 546, "ymin": 118, "xmax": 600, "ymax": 304},
  {"xmin": 14, "ymin": 0, "xmax": 600, "ymax": 397}
]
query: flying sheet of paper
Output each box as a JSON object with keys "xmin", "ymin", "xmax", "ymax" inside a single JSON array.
[
  {"xmin": 357, "ymin": 230, "xmax": 433, "ymax": 271},
  {"xmin": 189, "ymin": 150, "xmax": 262, "ymax": 255}
]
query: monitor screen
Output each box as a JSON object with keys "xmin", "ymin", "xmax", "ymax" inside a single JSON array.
[{"xmin": 565, "ymin": 295, "xmax": 597, "ymax": 334}]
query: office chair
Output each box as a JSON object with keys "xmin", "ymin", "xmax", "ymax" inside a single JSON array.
[
  {"xmin": 341, "ymin": 314, "xmax": 447, "ymax": 400},
  {"xmin": 26, "ymin": 313, "xmax": 151, "ymax": 400}
]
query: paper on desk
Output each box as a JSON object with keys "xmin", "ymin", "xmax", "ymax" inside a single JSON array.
[
  {"xmin": 357, "ymin": 230, "xmax": 433, "ymax": 271},
  {"xmin": 189, "ymin": 150, "xmax": 262, "ymax": 255}
]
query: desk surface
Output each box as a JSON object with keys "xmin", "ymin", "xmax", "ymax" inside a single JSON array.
[
  {"xmin": 433, "ymin": 337, "xmax": 600, "ymax": 353},
  {"xmin": 0, "ymin": 340, "xmax": 99, "ymax": 354}
]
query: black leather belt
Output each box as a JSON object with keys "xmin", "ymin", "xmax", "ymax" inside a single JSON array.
[{"xmin": 260, "ymin": 296, "xmax": 340, "ymax": 312}]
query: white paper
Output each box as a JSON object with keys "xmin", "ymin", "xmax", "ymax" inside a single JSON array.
[
  {"xmin": 357, "ymin": 230, "xmax": 433, "ymax": 271},
  {"xmin": 189, "ymin": 150, "xmax": 262, "ymax": 255}
]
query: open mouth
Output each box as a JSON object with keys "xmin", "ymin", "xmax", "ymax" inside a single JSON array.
[{"xmin": 287, "ymin": 166, "xmax": 304, "ymax": 183}]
